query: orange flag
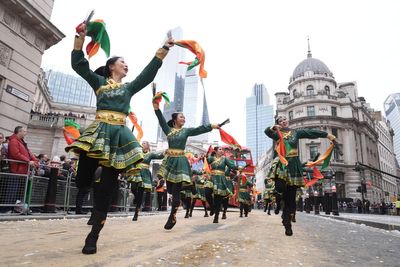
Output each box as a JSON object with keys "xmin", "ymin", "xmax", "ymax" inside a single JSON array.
[{"xmin": 175, "ymin": 40, "xmax": 207, "ymax": 78}]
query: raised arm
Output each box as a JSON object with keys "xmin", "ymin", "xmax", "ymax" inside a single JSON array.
[
  {"xmin": 150, "ymin": 151, "xmax": 165, "ymax": 160},
  {"xmin": 264, "ymin": 126, "xmax": 279, "ymax": 141},
  {"xmin": 224, "ymin": 157, "xmax": 238, "ymax": 171},
  {"xmin": 187, "ymin": 124, "xmax": 213, "ymax": 137},
  {"xmin": 154, "ymin": 109, "xmax": 171, "ymax": 136},
  {"xmin": 296, "ymin": 129, "xmax": 328, "ymax": 139},
  {"xmin": 71, "ymin": 31, "xmax": 104, "ymax": 90}
]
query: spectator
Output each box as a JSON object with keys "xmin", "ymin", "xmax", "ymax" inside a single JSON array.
[
  {"xmin": 37, "ymin": 154, "xmax": 50, "ymax": 177},
  {"xmin": 0, "ymin": 133, "xmax": 9, "ymax": 172},
  {"xmin": 8, "ymin": 126, "xmax": 37, "ymax": 174},
  {"xmin": 6, "ymin": 126, "xmax": 38, "ymax": 212}
]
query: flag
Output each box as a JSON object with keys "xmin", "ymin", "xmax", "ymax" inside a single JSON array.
[
  {"xmin": 275, "ymin": 130, "xmax": 290, "ymax": 166},
  {"xmin": 152, "ymin": 91, "xmax": 170, "ymax": 106},
  {"xmin": 76, "ymin": 19, "xmax": 110, "ymax": 58},
  {"xmin": 128, "ymin": 111, "xmax": 143, "ymax": 142},
  {"xmin": 175, "ymin": 40, "xmax": 207, "ymax": 78},
  {"xmin": 63, "ymin": 119, "xmax": 80, "ymax": 145},
  {"xmin": 305, "ymin": 143, "xmax": 334, "ymax": 170},
  {"xmin": 219, "ymin": 128, "xmax": 241, "ymax": 149}
]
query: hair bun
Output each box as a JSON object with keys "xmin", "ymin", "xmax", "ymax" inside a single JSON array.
[{"xmin": 95, "ymin": 66, "xmax": 107, "ymax": 77}]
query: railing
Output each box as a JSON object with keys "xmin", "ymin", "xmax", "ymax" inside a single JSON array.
[
  {"xmin": 0, "ymin": 159, "xmax": 132, "ymax": 216},
  {"xmin": 29, "ymin": 114, "xmax": 91, "ymax": 129}
]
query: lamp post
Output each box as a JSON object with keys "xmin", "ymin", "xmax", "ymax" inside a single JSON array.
[{"xmin": 314, "ymin": 189, "xmax": 320, "ymax": 215}]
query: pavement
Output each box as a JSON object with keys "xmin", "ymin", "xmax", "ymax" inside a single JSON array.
[{"xmin": 0, "ymin": 210, "xmax": 399, "ymax": 266}]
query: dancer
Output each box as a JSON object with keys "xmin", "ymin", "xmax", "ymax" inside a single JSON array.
[
  {"xmin": 265, "ymin": 115, "xmax": 335, "ymax": 236},
  {"xmin": 263, "ymin": 178, "xmax": 275, "ymax": 215},
  {"xmin": 203, "ymin": 172, "xmax": 214, "ymax": 216},
  {"xmin": 208, "ymin": 146, "xmax": 237, "ymax": 223},
  {"xmin": 153, "ymin": 103, "xmax": 219, "ymax": 230},
  {"xmin": 127, "ymin": 141, "xmax": 164, "ymax": 221},
  {"xmin": 181, "ymin": 179, "xmax": 196, "ymax": 218},
  {"xmin": 237, "ymin": 172, "xmax": 253, "ymax": 217},
  {"xmin": 156, "ymin": 177, "xmax": 166, "ymax": 211},
  {"xmin": 67, "ymin": 25, "xmax": 173, "ymax": 254},
  {"xmin": 190, "ymin": 169, "xmax": 209, "ymax": 217}
]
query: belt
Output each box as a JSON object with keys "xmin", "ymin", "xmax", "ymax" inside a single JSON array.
[
  {"xmin": 225, "ymin": 176, "xmax": 231, "ymax": 180},
  {"xmin": 166, "ymin": 149, "xmax": 185, "ymax": 157},
  {"xmin": 239, "ymin": 189, "xmax": 248, "ymax": 192},
  {"xmin": 211, "ymin": 170, "xmax": 225, "ymax": 176},
  {"xmin": 138, "ymin": 163, "xmax": 150, "ymax": 169},
  {"xmin": 95, "ymin": 110, "xmax": 126, "ymax": 125},
  {"xmin": 286, "ymin": 149, "xmax": 298, "ymax": 157}
]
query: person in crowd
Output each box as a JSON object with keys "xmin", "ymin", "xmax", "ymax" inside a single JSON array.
[
  {"xmin": 265, "ymin": 115, "xmax": 335, "ymax": 236},
  {"xmin": 66, "ymin": 24, "xmax": 173, "ymax": 254},
  {"xmin": 153, "ymin": 101, "xmax": 219, "ymax": 230},
  {"xmin": 126, "ymin": 141, "xmax": 164, "ymax": 221},
  {"xmin": 237, "ymin": 172, "xmax": 253, "ymax": 218},
  {"xmin": 190, "ymin": 169, "xmax": 209, "ymax": 217}
]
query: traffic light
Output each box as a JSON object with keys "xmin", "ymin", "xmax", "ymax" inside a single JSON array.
[
  {"xmin": 356, "ymin": 186, "xmax": 362, "ymax": 193},
  {"xmin": 362, "ymin": 183, "xmax": 367, "ymax": 193}
]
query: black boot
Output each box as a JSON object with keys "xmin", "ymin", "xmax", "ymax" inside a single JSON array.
[
  {"xmin": 240, "ymin": 210, "xmax": 243, "ymax": 217},
  {"xmin": 87, "ymin": 212, "xmax": 94, "ymax": 225},
  {"xmin": 213, "ymin": 211, "xmax": 219, "ymax": 223},
  {"xmin": 204, "ymin": 211, "xmax": 209, "ymax": 217},
  {"xmin": 132, "ymin": 209, "xmax": 139, "ymax": 221},
  {"xmin": 164, "ymin": 208, "xmax": 178, "ymax": 230},
  {"xmin": 82, "ymin": 210, "xmax": 106, "ymax": 254},
  {"xmin": 285, "ymin": 224, "xmax": 293, "ymax": 236},
  {"xmin": 222, "ymin": 211, "xmax": 227, "ymax": 220},
  {"xmin": 267, "ymin": 204, "xmax": 272, "ymax": 215},
  {"xmin": 210, "ymin": 209, "xmax": 214, "ymax": 216},
  {"xmin": 184, "ymin": 209, "xmax": 189, "ymax": 218},
  {"xmin": 75, "ymin": 189, "xmax": 88, "ymax": 215}
]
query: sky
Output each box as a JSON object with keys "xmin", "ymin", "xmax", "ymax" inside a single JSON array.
[{"xmin": 41, "ymin": 0, "xmax": 400, "ymax": 145}]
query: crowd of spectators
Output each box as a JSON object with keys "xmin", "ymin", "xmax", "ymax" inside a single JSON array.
[{"xmin": 30, "ymin": 109, "xmax": 86, "ymax": 119}]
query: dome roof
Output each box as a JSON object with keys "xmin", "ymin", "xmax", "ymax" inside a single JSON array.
[{"xmin": 292, "ymin": 54, "xmax": 333, "ymax": 79}]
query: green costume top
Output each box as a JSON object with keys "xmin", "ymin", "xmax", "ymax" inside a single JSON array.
[
  {"xmin": 127, "ymin": 151, "xmax": 164, "ymax": 189},
  {"xmin": 192, "ymin": 169, "xmax": 206, "ymax": 201},
  {"xmin": 156, "ymin": 109, "xmax": 212, "ymax": 184},
  {"xmin": 208, "ymin": 156, "xmax": 237, "ymax": 196},
  {"xmin": 265, "ymin": 127, "xmax": 328, "ymax": 187},
  {"xmin": 238, "ymin": 176, "xmax": 253, "ymax": 205},
  {"xmin": 66, "ymin": 50, "xmax": 162, "ymax": 171}
]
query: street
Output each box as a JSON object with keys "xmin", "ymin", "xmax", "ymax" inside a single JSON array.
[{"xmin": 1, "ymin": 210, "xmax": 400, "ymax": 267}]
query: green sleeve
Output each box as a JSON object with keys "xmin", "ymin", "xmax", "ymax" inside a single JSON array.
[
  {"xmin": 225, "ymin": 158, "xmax": 237, "ymax": 171},
  {"xmin": 71, "ymin": 50, "xmax": 104, "ymax": 91},
  {"xmin": 150, "ymin": 151, "xmax": 165, "ymax": 160},
  {"xmin": 296, "ymin": 129, "xmax": 328, "ymax": 139},
  {"xmin": 126, "ymin": 57, "xmax": 162, "ymax": 96},
  {"xmin": 187, "ymin": 124, "xmax": 212, "ymax": 137},
  {"xmin": 207, "ymin": 156, "xmax": 215, "ymax": 164},
  {"xmin": 264, "ymin": 126, "xmax": 279, "ymax": 141},
  {"xmin": 155, "ymin": 109, "xmax": 171, "ymax": 135}
]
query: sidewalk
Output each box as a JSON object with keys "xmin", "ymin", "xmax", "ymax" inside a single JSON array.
[{"xmin": 319, "ymin": 212, "xmax": 400, "ymax": 230}]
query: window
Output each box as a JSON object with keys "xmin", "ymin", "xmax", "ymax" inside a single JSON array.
[
  {"xmin": 289, "ymin": 110, "xmax": 293, "ymax": 120},
  {"xmin": 293, "ymin": 89, "xmax": 297, "ymax": 98},
  {"xmin": 306, "ymin": 85, "xmax": 314, "ymax": 96},
  {"xmin": 310, "ymin": 145, "xmax": 319, "ymax": 160},
  {"xmin": 332, "ymin": 128, "xmax": 338, "ymax": 138},
  {"xmin": 331, "ymin": 106, "xmax": 337, "ymax": 117},
  {"xmin": 307, "ymin": 106, "xmax": 315, "ymax": 116},
  {"xmin": 325, "ymin": 85, "xmax": 330, "ymax": 95}
]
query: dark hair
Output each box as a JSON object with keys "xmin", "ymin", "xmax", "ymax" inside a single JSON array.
[
  {"xmin": 14, "ymin": 126, "xmax": 23, "ymax": 134},
  {"xmin": 60, "ymin": 155, "xmax": 66, "ymax": 161},
  {"xmin": 95, "ymin": 56, "xmax": 122, "ymax": 78},
  {"xmin": 211, "ymin": 146, "xmax": 220, "ymax": 157},
  {"xmin": 167, "ymin": 112, "xmax": 183, "ymax": 128},
  {"xmin": 38, "ymin": 153, "xmax": 44, "ymax": 160},
  {"xmin": 275, "ymin": 115, "xmax": 286, "ymax": 125}
]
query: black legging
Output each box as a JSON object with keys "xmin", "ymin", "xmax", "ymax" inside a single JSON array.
[
  {"xmin": 131, "ymin": 183, "xmax": 144, "ymax": 211},
  {"xmin": 282, "ymin": 185, "xmax": 297, "ymax": 226},
  {"xmin": 167, "ymin": 181, "xmax": 182, "ymax": 216},
  {"xmin": 222, "ymin": 197, "xmax": 229, "ymax": 213},
  {"xmin": 204, "ymin": 188, "xmax": 214, "ymax": 211},
  {"xmin": 76, "ymin": 152, "xmax": 120, "ymax": 214},
  {"xmin": 213, "ymin": 195, "xmax": 223, "ymax": 215}
]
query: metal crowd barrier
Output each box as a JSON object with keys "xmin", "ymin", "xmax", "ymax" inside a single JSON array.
[{"xmin": 0, "ymin": 159, "xmax": 133, "ymax": 216}]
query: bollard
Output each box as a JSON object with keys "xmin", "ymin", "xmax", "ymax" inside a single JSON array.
[{"xmin": 43, "ymin": 166, "xmax": 59, "ymax": 213}]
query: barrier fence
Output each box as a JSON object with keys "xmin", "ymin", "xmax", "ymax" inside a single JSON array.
[{"xmin": 0, "ymin": 159, "xmax": 134, "ymax": 215}]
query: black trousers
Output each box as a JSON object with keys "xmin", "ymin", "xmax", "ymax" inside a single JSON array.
[
  {"xmin": 213, "ymin": 195, "xmax": 223, "ymax": 215},
  {"xmin": 131, "ymin": 183, "xmax": 144, "ymax": 211},
  {"xmin": 205, "ymin": 188, "xmax": 214, "ymax": 210},
  {"xmin": 76, "ymin": 152, "xmax": 120, "ymax": 214},
  {"xmin": 222, "ymin": 197, "xmax": 229, "ymax": 212},
  {"xmin": 282, "ymin": 185, "xmax": 297, "ymax": 226},
  {"xmin": 166, "ymin": 181, "xmax": 182, "ymax": 215}
]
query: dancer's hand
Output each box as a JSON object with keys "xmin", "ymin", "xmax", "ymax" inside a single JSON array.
[
  {"xmin": 272, "ymin": 125, "xmax": 282, "ymax": 131},
  {"xmin": 164, "ymin": 37, "xmax": 175, "ymax": 49},
  {"xmin": 211, "ymin": 123, "xmax": 220, "ymax": 129},
  {"xmin": 153, "ymin": 102, "xmax": 159, "ymax": 110},
  {"xmin": 74, "ymin": 26, "xmax": 86, "ymax": 50},
  {"xmin": 327, "ymin": 134, "xmax": 336, "ymax": 141}
]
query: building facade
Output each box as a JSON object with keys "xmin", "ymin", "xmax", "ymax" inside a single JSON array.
[
  {"xmin": 246, "ymin": 83, "xmax": 274, "ymax": 163},
  {"xmin": 373, "ymin": 111, "xmax": 398, "ymax": 202},
  {"xmin": 384, "ymin": 93, "xmax": 400, "ymax": 165},
  {"xmin": 45, "ymin": 69, "xmax": 96, "ymax": 107},
  {"xmin": 0, "ymin": 0, "xmax": 64, "ymax": 136},
  {"xmin": 270, "ymin": 49, "xmax": 385, "ymax": 203}
]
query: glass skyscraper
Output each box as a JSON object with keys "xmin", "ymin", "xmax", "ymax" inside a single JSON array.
[
  {"xmin": 246, "ymin": 83, "xmax": 274, "ymax": 163},
  {"xmin": 384, "ymin": 93, "xmax": 400, "ymax": 164},
  {"xmin": 46, "ymin": 69, "xmax": 96, "ymax": 107}
]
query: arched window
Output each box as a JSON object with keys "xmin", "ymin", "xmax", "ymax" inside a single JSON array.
[
  {"xmin": 293, "ymin": 89, "xmax": 297, "ymax": 98},
  {"xmin": 306, "ymin": 85, "xmax": 314, "ymax": 96},
  {"xmin": 325, "ymin": 85, "xmax": 330, "ymax": 95}
]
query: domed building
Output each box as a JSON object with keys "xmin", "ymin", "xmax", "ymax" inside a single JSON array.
[{"xmin": 273, "ymin": 48, "xmax": 387, "ymax": 204}]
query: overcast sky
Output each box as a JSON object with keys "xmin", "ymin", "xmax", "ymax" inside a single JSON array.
[{"xmin": 42, "ymin": 0, "xmax": 400, "ymax": 145}]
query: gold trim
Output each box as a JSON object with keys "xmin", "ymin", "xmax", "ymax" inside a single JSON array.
[
  {"xmin": 155, "ymin": 48, "xmax": 168, "ymax": 60},
  {"xmin": 138, "ymin": 163, "xmax": 150, "ymax": 169},
  {"xmin": 286, "ymin": 149, "xmax": 298, "ymax": 157},
  {"xmin": 96, "ymin": 79, "xmax": 123, "ymax": 95},
  {"xmin": 166, "ymin": 149, "xmax": 185, "ymax": 157},
  {"xmin": 95, "ymin": 110, "xmax": 126, "ymax": 125},
  {"xmin": 239, "ymin": 189, "xmax": 248, "ymax": 192},
  {"xmin": 211, "ymin": 170, "xmax": 225, "ymax": 176}
]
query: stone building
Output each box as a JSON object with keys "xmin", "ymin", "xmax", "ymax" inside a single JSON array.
[
  {"xmin": 273, "ymin": 48, "xmax": 385, "ymax": 203},
  {"xmin": 0, "ymin": 0, "xmax": 64, "ymax": 136}
]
